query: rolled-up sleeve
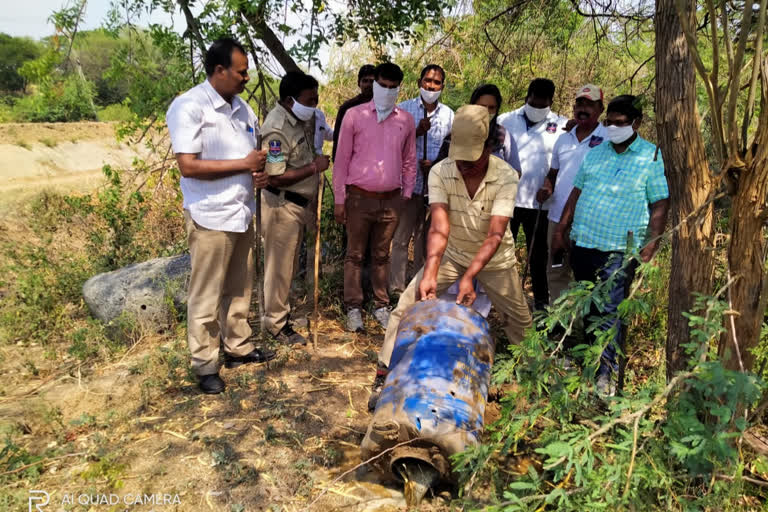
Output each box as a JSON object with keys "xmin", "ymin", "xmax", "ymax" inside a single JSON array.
[
  {"xmin": 401, "ymin": 113, "xmax": 417, "ymax": 199},
  {"xmin": 167, "ymin": 97, "xmax": 203, "ymax": 154},
  {"xmin": 333, "ymin": 110, "xmax": 354, "ymax": 204}
]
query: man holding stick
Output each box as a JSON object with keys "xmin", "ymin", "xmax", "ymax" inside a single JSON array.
[
  {"xmin": 166, "ymin": 38, "xmax": 275, "ymax": 395},
  {"xmin": 260, "ymin": 71, "xmax": 330, "ymax": 347}
]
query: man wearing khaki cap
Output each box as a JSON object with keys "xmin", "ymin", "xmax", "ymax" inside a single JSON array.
[
  {"xmin": 366, "ymin": 104, "xmax": 533, "ymax": 410},
  {"xmin": 536, "ymin": 84, "xmax": 606, "ymax": 304}
]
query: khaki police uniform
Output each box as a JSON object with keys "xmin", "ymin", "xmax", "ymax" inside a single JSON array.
[{"xmin": 261, "ymin": 102, "xmax": 318, "ymax": 336}]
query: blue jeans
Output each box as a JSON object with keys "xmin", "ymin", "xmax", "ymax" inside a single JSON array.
[{"xmin": 570, "ymin": 245, "xmax": 637, "ymax": 379}]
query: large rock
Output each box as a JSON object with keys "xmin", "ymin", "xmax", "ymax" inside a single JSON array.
[{"xmin": 82, "ymin": 254, "xmax": 190, "ymax": 332}]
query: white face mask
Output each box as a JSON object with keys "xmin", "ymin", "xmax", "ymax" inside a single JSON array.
[
  {"xmin": 605, "ymin": 124, "xmax": 635, "ymax": 144},
  {"xmin": 373, "ymin": 81, "xmax": 400, "ymax": 122},
  {"xmin": 291, "ymin": 98, "xmax": 315, "ymax": 122},
  {"xmin": 419, "ymin": 87, "xmax": 441, "ymax": 104},
  {"xmin": 524, "ymin": 103, "xmax": 550, "ymax": 123}
]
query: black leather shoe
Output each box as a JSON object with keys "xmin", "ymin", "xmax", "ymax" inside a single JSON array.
[
  {"xmin": 273, "ymin": 324, "xmax": 307, "ymax": 345},
  {"xmin": 224, "ymin": 347, "xmax": 277, "ymax": 369},
  {"xmin": 198, "ymin": 373, "xmax": 225, "ymax": 394}
]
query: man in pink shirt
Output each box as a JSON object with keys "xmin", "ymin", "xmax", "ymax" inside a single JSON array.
[{"xmin": 334, "ymin": 62, "xmax": 417, "ymax": 332}]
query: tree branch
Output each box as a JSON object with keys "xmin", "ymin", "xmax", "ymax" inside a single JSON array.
[
  {"xmin": 724, "ymin": 0, "xmax": 754, "ymax": 163},
  {"xmin": 741, "ymin": 0, "xmax": 767, "ymax": 156},
  {"xmin": 177, "ymin": 0, "xmax": 206, "ymax": 59},
  {"xmin": 238, "ymin": 4, "xmax": 301, "ymax": 73}
]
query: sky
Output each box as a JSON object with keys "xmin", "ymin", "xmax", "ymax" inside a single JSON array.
[{"xmin": 0, "ymin": 0, "xmax": 183, "ymax": 39}]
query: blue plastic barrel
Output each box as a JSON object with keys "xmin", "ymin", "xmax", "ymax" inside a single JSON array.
[{"xmin": 361, "ymin": 299, "xmax": 494, "ymax": 481}]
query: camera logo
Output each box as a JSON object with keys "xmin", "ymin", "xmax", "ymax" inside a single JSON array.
[{"xmin": 28, "ymin": 490, "xmax": 49, "ymax": 511}]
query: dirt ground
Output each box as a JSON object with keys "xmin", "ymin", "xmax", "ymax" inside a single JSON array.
[
  {"xmin": 0, "ymin": 122, "xmax": 145, "ymax": 214},
  {"xmin": 0, "ymin": 312, "xmax": 441, "ymax": 511}
]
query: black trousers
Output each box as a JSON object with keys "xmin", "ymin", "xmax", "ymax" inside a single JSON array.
[{"xmin": 509, "ymin": 206, "xmax": 549, "ymax": 310}]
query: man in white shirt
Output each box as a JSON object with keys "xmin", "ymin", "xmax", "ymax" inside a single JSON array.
[
  {"xmin": 537, "ymin": 85, "xmax": 606, "ymax": 304},
  {"xmin": 498, "ymin": 78, "xmax": 567, "ymax": 310},
  {"xmin": 166, "ymin": 38, "xmax": 275, "ymax": 395},
  {"xmin": 390, "ymin": 64, "xmax": 455, "ymax": 295}
]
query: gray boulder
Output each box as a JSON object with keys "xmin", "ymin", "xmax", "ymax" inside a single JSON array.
[{"xmin": 82, "ymin": 254, "xmax": 190, "ymax": 333}]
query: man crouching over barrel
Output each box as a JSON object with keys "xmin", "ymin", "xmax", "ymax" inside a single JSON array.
[{"xmin": 368, "ymin": 104, "xmax": 533, "ymax": 410}]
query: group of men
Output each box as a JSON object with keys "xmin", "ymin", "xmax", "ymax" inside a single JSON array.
[{"xmin": 166, "ymin": 37, "xmax": 669, "ymax": 398}]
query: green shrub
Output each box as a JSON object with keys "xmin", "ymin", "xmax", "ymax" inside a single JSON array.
[{"xmin": 97, "ymin": 103, "xmax": 135, "ymax": 122}]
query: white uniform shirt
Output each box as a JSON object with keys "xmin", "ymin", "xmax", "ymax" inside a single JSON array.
[
  {"xmin": 397, "ymin": 97, "xmax": 455, "ymax": 195},
  {"xmin": 498, "ymin": 106, "xmax": 567, "ymax": 210},
  {"xmin": 548, "ymin": 123, "xmax": 607, "ymax": 223},
  {"xmin": 314, "ymin": 110, "xmax": 334, "ymax": 154},
  {"xmin": 167, "ymin": 80, "xmax": 259, "ymax": 233}
]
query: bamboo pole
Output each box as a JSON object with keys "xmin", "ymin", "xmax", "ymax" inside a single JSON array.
[{"xmin": 312, "ymin": 174, "xmax": 325, "ymax": 350}]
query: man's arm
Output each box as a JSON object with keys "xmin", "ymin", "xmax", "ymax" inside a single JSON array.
[
  {"xmin": 536, "ymin": 167, "xmax": 559, "ymax": 202},
  {"xmin": 455, "ymin": 215, "xmax": 509, "ymax": 305},
  {"xmin": 176, "ymin": 152, "xmax": 265, "ymax": 181},
  {"xmin": 267, "ymin": 156, "xmax": 329, "ymax": 188},
  {"xmin": 640, "ymin": 198, "xmax": 670, "ymax": 262},
  {"xmin": 333, "ymin": 110, "xmax": 355, "ymax": 223},
  {"xmin": 551, "ymin": 187, "xmax": 581, "ymax": 253},
  {"xmin": 419, "ymin": 203, "xmax": 450, "ymax": 300},
  {"xmin": 401, "ymin": 118, "xmax": 417, "ymax": 198}
]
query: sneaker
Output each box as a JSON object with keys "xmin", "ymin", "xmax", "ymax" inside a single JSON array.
[
  {"xmin": 273, "ymin": 324, "xmax": 307, "ymax": 345},
  {"xmin": 373, "ymin": 306, "xmax": 391, "ymax": 329},
  {"xmin": 596, "ymin": 373, "xmax": 616, "ymax": 398},
  {"xmin": 347, "ymin": 308, "xmax": 364, "ymax": 332},
  {"xmin": 367, "ymin": 364, "xmax": 388, "ymax": 411}
]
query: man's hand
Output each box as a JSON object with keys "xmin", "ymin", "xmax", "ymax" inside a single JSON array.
[
  {"xmin": 334, "ymin": 204, "xmax": 346, "ymax": 225},
  {"xmin": 416, "ymin": 117, "xmax": 431, "ymax": 136},
  {"xmin": 244, "ymin": 149, "xmax": 267, "ymax": 172},
  {"xmin": 639, "ymin": 240, "xmax": 660, "ymax": 263},
  {"xmin": 419, "ymin": 159, "xmax": 433, "ymax": 173},
  {"xmin": 313, "ymin": 154, "xmax": 330, "ymax": 173},
  {"xmin": 551, "ymin": 227, "xmax": 570, "ymax": 254},
  {"xmin": 456, "ymin": 276, "xmax": 476, "ymax": 307},
  {"xmin": 418, "ymin": 274, "xmax": 437, "ymax": 301},
  {"xmin": 536, "ymin": 179, "xmax": 553, "ymax": 203},
  {"xmin": 252, "ymin": 171, "xmax": 268, "ymax": 189}
]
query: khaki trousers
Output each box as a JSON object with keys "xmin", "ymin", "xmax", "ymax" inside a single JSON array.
[
  {"xmin": 262, "ymin": 189, "xmax": 307, "ymax": 335},
  {"xmin": 546, "ymin": 220, "xmax": 573, "ymax": 304},
  {"xmin": 389, "ymin": 195, "xmax": 426, "ymax": 294},
  {"xmin": 378, "ymin": 257, "xmax": 533, "ymax": 367},
  {"xmin": 185, "ymin": 211, "xmax": 255, "ymax": 376}
]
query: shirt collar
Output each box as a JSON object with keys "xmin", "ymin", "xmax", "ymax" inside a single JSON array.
[
  {"xmin": 612, "ymin": 133, "xmax": 643, "ymax": 154},
  {"xmin": 367, "ymin": 100, "xmax": 400, "ymax": 115},
  {"xmin": 275, "ymin": 102, "xmax": 298, "ymax": 126},
  {"xmin": 203, "ymin": 79, "xmax": 234, "ymax": 112},
  {"xmin": 569, "ymin": 123, "xmax": 605, "ymax": 142},
  {"xmin": 416, "ymin": 98, "xmax": 443, "ymax": 114},
  {"xmin": 448, "ymin": 156, "xmax": 501, "ymax": 183}
]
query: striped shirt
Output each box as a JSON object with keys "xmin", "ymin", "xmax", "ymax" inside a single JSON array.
[
  {"xmin": 398, "ymin": 97, "xmax": 454, "ymax": 195},
  {"xmin": 167, "ymin": 80, "xmax": 259, "ymax": 233},
  {"xmin": 571, "ymin": 135, "xmax": 669, "ymax": 252},
  {"xmin": 428, "ymin": 155, "xmax": 519, "ymax": 271}
]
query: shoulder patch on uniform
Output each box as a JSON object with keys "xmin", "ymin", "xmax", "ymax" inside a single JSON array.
[
  {"xmin": 588, "ymin": 135, "xmax": 604, "ymax": 147},
  {"xmin": 267, "ymin": 139, "xmax": 285, "ymax": 163},
  {"xmin": 546, "ymin": 122, "xmax": 558, "ymax": 133}
]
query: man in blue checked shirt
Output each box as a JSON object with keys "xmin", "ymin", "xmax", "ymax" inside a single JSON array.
[
  {"xmin": 552, "ymin": 95, "xmax": 669, "ymax": 397},
  {"xmin": 389, "ymin": 64, "xmax": 455, "ymax": 295}
]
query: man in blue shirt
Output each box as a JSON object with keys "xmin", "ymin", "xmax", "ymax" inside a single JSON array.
[{"xmin": 552, "ymin": 95, "xmax": 669, "ymax": 396}]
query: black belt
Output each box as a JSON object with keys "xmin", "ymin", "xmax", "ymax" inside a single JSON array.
[{"xmin": 265, "ymin": 186, "xmax": 309, "ymax": 208}]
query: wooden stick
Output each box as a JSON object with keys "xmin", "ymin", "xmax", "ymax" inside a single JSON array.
[
  {"xmin": 312, "ymin": 173, "xmax": 325, "ymax": 350},
  {"xmin": 254, "ymin": 132, "xmax": 265, "ymax": 339}
]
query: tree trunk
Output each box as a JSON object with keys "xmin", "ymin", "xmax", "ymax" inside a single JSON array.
[
  {"xmin": 655, "ymin": 0, "xmax": 717, "ymax": 380},
  {"xmin": 238, "ymin": 7, "xmax": 301, "ymax": 74},
  {"xmin": 720, "ymin": 56, "xmax": 768, "ymax": 372}
]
